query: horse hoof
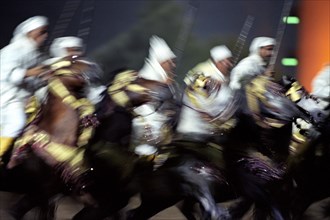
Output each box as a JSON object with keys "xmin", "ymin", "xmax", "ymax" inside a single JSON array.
[
  {"xmin": 7, "ymin": 159, "xmax": 18, "ymax": 169},
  {"xmin": 77, "ymin": 192, "xmax": 98, "ymax": 208}
]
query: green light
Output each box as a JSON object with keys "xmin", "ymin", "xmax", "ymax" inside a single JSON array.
[
  {"xmin": 283, "ymin": 16, "xmax": 300, "ymax": 24},
  {"xmin": 282, "ymin": 58, "xmax": 298, "ymax": 66}
]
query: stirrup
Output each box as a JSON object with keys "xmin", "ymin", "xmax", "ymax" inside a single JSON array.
[
  {"xmin": 134, "ymin": 144, "xmax": 158, "ymax": 161},
  {"xmin": 152, "ymin": 153, "xmax": 169, "ymax": 170}
]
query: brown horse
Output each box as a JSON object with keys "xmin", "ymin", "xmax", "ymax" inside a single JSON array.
[
  {"xmin": 3, "ymin": 65, "xmax": 229, "ymax": 220},
  {"xmin": 0, "ymin": 55, "xmax": 101, "ymax": 219},
  {"xmin": 1, "ymin": 66, "xmax": 182, "ymax": 219},
  {"xmin": 7, "ymin": 55, "xmax": 99, "ymax": 185}
]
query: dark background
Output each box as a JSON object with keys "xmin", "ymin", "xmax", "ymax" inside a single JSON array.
[{"xmin": 0, "ymin": 0, "xmax": 300, "ymax": 83}]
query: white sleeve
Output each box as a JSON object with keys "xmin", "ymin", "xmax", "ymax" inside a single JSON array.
[
  {"xmin": 229, "ymin": 66, "xmax": 244, "ymax": 90},
  {"xmin": 0, "ymin": 47, "xmax": 27, "ymax": 85},
  {"xmin": 229, "ymin": 60, "xmax": 255, "ymax": 90},
  {"xmin": 312, "ymin": 65, "xmax": 330, "ymax": 100}
]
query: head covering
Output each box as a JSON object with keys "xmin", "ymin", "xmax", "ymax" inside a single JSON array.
[
  {"xmin": 210, "ymin": 45, "xmax": 232, "ymax": 62},
  {"xmin": 249, "ymin": 37, "xmax": 275, "ymax": 55},
  {"xmin": 50, "ymin": 36, "xmax": 84, "ymax": 57},
  {"xmin": 148, "ymin": 35, "xmax": 176, "ymax": 64},
  {"xmin": 11, "ymin": 16, "xmax": 48, "ymax": 43}
]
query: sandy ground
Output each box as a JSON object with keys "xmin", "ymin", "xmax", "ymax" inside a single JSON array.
[{"xmin": 0, "ymin": 191, "xmax": 187, "ymax": 220}]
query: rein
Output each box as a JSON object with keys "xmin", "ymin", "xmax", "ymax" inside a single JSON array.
[
  {"xmin": 245, "ymin": 75, "xmax": 287, "ymax": 129},
  {"xmin": 107, "ymin": 70, "xmax": 149, "ymax": 108},
  {"xmin": 47, "ymin": 59, "xmax": 97, "ymax": 147}
]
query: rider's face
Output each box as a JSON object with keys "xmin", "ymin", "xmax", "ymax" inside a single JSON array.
[
  {"xmin": 160, "ymin": 59, "xmax": 176, "ymax": 80},
  {"xmin": 215, "ymin": 58, "xmax": 233, "ymax": 77},
  {"xmin": 259, "ymin": 45, "xmax": 274, "ymax": 63},
  {"xmin": 27, "ymin": 26, "xmax": 48, "ymax": 47},
  {"xmin": 66, "ymin": 47, "xmax": 84, "ymax": 57}
]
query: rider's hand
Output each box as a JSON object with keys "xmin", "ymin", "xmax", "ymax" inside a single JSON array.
[
  {"xmin": 25, "ymin": 65, "xmax": 49, "ymax": 77},
  {"xmin": 205, "ymin": 78, "xmax": 221, "ymax": 95},
  {"xmin": 265, "ymin": 69, "xmax": 275, "ymax": 77}
]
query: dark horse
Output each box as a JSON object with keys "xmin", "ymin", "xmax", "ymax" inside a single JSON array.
[
  {"xmin": 0, "ymin": 55, "xmax": 104, "ymax": 219},
  {"xmin": 0, "ymin": 66, "xmax": 190, "ymax": 220},
  {"xmin": 279, "ymin": 77, "xmax": 330, "ymax": 219},
  {"xmin": 71, "ymin": 69, "xmax": 236, "ymax": 220},
  {"xmin": 74, "ymin": 70, "xmax": 234, "ymax": 220},
  {"xmin": 153, "ymin": 74, "xmax": 326, "ymax": 220},
  {"xmin": 218, "ymin": 75, "xmax": 328, "ymax": 220}
]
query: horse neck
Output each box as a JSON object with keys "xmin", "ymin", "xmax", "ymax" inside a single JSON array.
[
  {"xmin": 36, "ymin": 71, "xmax": 87, "ymax": 145},
  {"xmin": 37, "ymin": 93, "xmax": 80, "ymax": 145}
]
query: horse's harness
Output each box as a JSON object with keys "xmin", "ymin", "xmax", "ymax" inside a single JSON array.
[
  {"xmin": 245, "ymin": 75, "xmax": 289, "ymax": 129},
  {"xmin": 183, "ymin": 73, "xmax": 238, "ymax": 133},
  {"xmin": 107, "ymin": 70, "xmax": 177, "ymax": 145},
  {"xmin": 20, "ymin": 57, "xmax": 98, "ymax": 149}
]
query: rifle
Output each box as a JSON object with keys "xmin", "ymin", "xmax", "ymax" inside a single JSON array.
[
  {"xmin": 268, "ymin": 0, "xmax": 295, "ymax": 73},
  {"xmin": 232, "ymin": 15, "xmax": 255, "ymax": 67}
]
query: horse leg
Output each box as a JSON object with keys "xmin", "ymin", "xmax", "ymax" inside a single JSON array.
[
  {"xmin": 302, "ymin": 197, "xmax": 330, "ymax": 220},
  {"xmin": 36, "ymin": 199, "xmax": 57, "ymax": 220},
  {"xmin": 9, "ymin": 194, "xmax": 36, "ymax": 220},
  {"xmin": 176, "ymin": 198, "xmax": 199, "ymax": 220},
  {"xmin": 226, "ymin": 197, "xmax": 252, "ymax": 219},
  {"xmin": 194, "ymin": 187, "xmax": 229, "ymax": 220},
  {"xmin": 127, "ymin": 195, "xmax": 180, "ymax": 220},
  {"xmin": 179, "ymin": 169, "xmax": 229, "ymax": 220},
  {"xmin": 73, "ymin": 206, "xmax": 109, "ymax": 220},
  {"xmin": 73, "ymin": 188, "xmax": 133, "ymax": 220},
  {"xmin": 9, "ymin": 193, "xmax": 56, "ymax": 220}
]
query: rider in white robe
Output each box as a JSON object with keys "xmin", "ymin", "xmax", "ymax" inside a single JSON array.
[
  {"xmin": 176, "ymin": 45, "xmax": 235, "ymax": 140},
  {"xmin": 132, "ymin": 35, "xmax": 177, "ymax": 157},
  {"xmin": 0, "ymin": 16, "xmax": 49, "ymax": 159},
  {"xmin": 229, "ymin": 37, "xmax": 275, "ymax": 90}
]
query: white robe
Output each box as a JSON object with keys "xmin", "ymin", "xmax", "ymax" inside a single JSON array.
[
  {"xmin": 229, "ymin": 54, "xmax": 267, "ymax": 90},
  {"xmin": 312, "ymin": 64, "xmax": 330, "ymax": 101},
  {"xmin": 0, "ymin": 37, "xmax": 45, "ymax": 136},
  {"xmin": 132, "ymin": 58, "xmax": 172, "ymax": 148},
  {"xmin": 177, "ymin": 60, "xmax": 234, "ymax": 135}
]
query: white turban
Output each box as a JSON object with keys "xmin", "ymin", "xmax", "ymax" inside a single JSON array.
[
  {"xmin": 148, "ymin": 35, "xmax": 176, "ymax": 64},
  {"xmin": 50, "ymin": 36, "xmax": 84, "ymax": 57},
  {"xmin": 11, "ymin": 16, "xmax": 48, "ymax": 43},
  {"xmin": 249, "ymin": 37, "xmax": 275, "ymax": 55},
  {"xmin": 210, "ymin": 45, "xmax": 232, "ymax": 62}
]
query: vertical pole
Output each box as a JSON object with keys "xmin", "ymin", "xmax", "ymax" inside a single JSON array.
[
  {"xmin": 269, "ymin": 0, "xmax": 295, "ymax": 70},
  {"xmin": 232, "ymin": 15, "xmax": 255, "ymax": 66}
]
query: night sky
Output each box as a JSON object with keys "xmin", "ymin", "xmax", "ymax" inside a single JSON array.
[
  {"xmin": 1, "ymin": 0, "xmax": 298, "ymax": 50},
  {"xmin": 0, "ymin": 0, "xmax": 303, "ymax": 77}
]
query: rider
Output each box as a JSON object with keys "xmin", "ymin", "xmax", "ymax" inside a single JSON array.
[
  {"xmin": 175, "ymin": 45, "xmax": 235, "ymax": 170},
  {"xmin": 6, "ymin": 36, "xmax": 102, "ymax": 202},
  {"xmin": 176, "ymin": 45, "xmax": 235, "ymax": 142},
  {"xmin": 311, "ymin": 63, "xmax": 330, "ymax": 115},
  {"xmin": 131, "ymin": 35, "xmax": 179, "ymax": 160},
  {"xmin": 229, "ymin": 36, "xmax": 275, "ymax": 90},
  {"xmin": 280, "ymin": 63, "xmax": 330, "ymax": 169},
  {"xmin": 47, "ymin": 36, "xmax": 106, "ymax": 105},
  {"xmin": 0, "ymin": 16, "xmax": 49, "ymax": 160}
]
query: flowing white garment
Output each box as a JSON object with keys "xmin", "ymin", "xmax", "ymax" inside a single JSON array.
[{"xmin": 177, "ymin": 60, "xmax": 234, "ymax": 135}]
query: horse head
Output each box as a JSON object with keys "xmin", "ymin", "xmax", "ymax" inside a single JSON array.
[
  {"xmin": 281, "ymin": 75, "xmax": 329, "ymax": 127},
  {"xmin": 243, "ymin": 75, "xmax": 310, "ymax": 129}
]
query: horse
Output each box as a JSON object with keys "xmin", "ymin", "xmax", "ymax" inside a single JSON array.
[
  {"xmin": 290, "ymin": 126, "xmax": 330, "ymax": 220},
  {"xmin": 89, "ymin": 72, "xmax": 327, "ymax": 220},
  {"xmin": 0, "ymin": 55, "xmax": 102, "ymax": 219},
  {"xmin": 0, "ymin": 66, "xmax": 187, "ymax": 220},
  {"xmin": 219, "ymin": 74, "xmax": 330, "ymax": 220},
  {"xmin": 74, "ymin": 70, "xmax": 237, "ymax": 220},
  {"xmin": 69, "ymin": 68, "xmax": 241, "ymax": 220},
  {"xmin": 161, "ymin": 74, "xmax": 325, "ymax": 220}
]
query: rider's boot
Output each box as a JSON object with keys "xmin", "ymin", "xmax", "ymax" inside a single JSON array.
[
  {"xmin": 72, "ymin": 168, "xmax": 98, "ymax": 207},
  {"xmin": 134, "ymin": 144, "xmax": 168, "ymax": 170},
  {"xmin": 0, "ymin": 137, "xmax": 14, "ymax": 164}
]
